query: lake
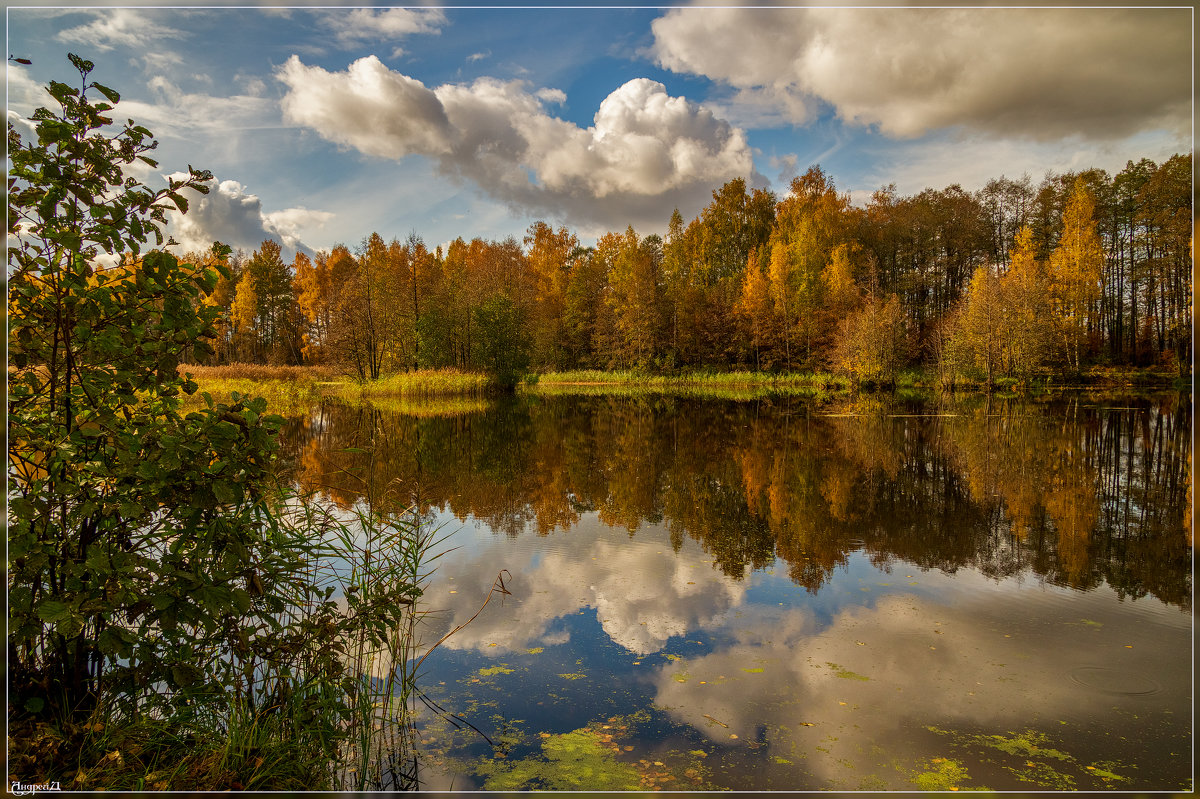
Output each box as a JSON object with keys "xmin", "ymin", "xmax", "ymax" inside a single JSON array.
[{"xmin": 278, "ymin": 391, "xmax": 1192, "ymax": 791}]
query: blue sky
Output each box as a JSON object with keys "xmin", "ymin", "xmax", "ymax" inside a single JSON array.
[{"xmin": 6, "ymin": 4, "xmax": 1191, "ymax": 259}]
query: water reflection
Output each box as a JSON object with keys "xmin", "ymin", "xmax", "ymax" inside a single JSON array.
[
  {"xmin": 648, "ymin": 574, "xmax": 1191, "ymax": 790},
  {"xmin": 279, "ymin": 392, "xmax": 1191, "ymax": 608},
  {"xmin": 273, "ymin": 391, "xmax": 1191, "ymax": 791}
]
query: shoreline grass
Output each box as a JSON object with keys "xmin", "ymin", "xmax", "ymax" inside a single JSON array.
[
  {"xmin": 182, "ymin": 364, "xmax": 1188, "ymax": 414},
  {"xmin": 533, "ymin": 365, "xmax": 1188, "ymax": 396},
  {"xmin": 530, "ymin": 369, "xmax": 855, "ymax": 400},
  {"xmin": 346, "ymin": 368, "xmax": 491, "ymax": 400},
  {"xmin": 180, "ymin": 363, "xmax": 339, "ymax": 413}
]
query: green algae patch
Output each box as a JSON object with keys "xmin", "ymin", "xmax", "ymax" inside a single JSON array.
[
  {"xmin": 826, "ymin": 662, "xmax": 869, "ymax": 681},
  {"xmin": 557, "ymin": 672, "xmax": 586, "ymax": 680},
  {"xmin": 741, "ymin": 667, "xmax": 764, "ymax": 674},
  {"xmin": 476, "ymin": 728, "xmax": 641, "ymax": 790},
  {"xmin": 909, "ymin": 758, "xmax": 982, "ymax": 791},
  {"xmin": 477, "ymin": 665, "xmax": 515, "ymax": 677},
  {"xmin": 926, "ymin": 726, "xmax": 1132, "ymax": 790},
  {"xmin": 1086, "ymin": 763, "xmax": 1128, "ymax": 784},
  {"xmin": 525, "ymin": 647, "xmax": 544, "ymax": 654},
  {"xmin": 979, "ymin": 730, "xmax": 1070, "ymax": 761}
]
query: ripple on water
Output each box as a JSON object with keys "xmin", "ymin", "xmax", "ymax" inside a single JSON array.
[{"xmin": 1068, "ymin": 666, "xmax": 1162, "ymax": 697}]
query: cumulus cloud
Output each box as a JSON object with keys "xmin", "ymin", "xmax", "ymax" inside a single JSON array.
[
  {"xmin": 652, "ymin": 7, "xmax": 1191, "ymax": 142},
  {"xmin": 5, "ymin": 67, "xmax": 44, "ymax": 136},
  {"xmin": 276, "ymin": 55, "xmax": 758, "ymax": 231},
  {"xmin": 166, "ymin": 176, "xmax": 333, "ymax": 258},
  {"xmin": 320, "ymin": 8, "xmax": 446, "ymax": 49},
  {"xmin": 55, "ymin": 8, "xmax": 185, "ymax": 52},
  {"xmin": 417, "ymin": 514, "xmax": 746, "ymax": 657}
]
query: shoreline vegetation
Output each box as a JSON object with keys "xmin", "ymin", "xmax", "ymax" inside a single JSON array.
[{"xmin": 182, "ymin": 362, "xmax": 1191, "ymax": 409}]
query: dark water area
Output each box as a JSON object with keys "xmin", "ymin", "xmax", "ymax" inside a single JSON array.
[{"xmin": 278, "ymin": 391, "xmax": 1192, "ymax": 791}]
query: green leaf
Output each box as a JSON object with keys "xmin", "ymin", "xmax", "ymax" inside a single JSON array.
[
  {"xmin": 97, "ymin": 628, "xmax": 125, "ymax": 656},
  {"xmin": 91, "ymin": 82, "xmax": 120, "ymax": 104},
  {"xmin": 23, "ymin": 697, "xmax": 45, "ymax": 714},
  {"xmin": 170, "ymin": 663, "xmax": 203, "ymax": 687},
  {"xmin": 212, "ymin": 480, "xmax": 236, "ymax": 504},
  {"xmin": 68, "ymin": 52, "xmax": 94, "ymax": 77},
  {"xmin": 36, "ymin": 599, "xmax": 72, "ymax": 624}
]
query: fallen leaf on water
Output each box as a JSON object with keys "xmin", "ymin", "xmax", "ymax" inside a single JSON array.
[{"xmin": 729, "ymin": 734, "xmax": 739, "ymax": 739}]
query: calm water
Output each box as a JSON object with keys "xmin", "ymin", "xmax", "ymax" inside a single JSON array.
[{"xmin": 279, "ymin": 392, "xmax": 1192, "ymax": 791}]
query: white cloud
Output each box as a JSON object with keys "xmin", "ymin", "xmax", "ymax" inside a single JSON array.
[
  {"xmin": 6, "ymin": 110, "xmax": 37, "ymax": 140},
  {"xmin": 652, "ymin": 7, "xmax": 1191, "ymax": 142},
  {"xmin": 264, "ymin": 207, "xmax": 337, "ymax": 251},
  {"xmin": 116, "ymin": 77, "xmax": 276, "ymax": 136},
  {"xmin": 166, "ymin": 176, "xmax": 332, "ymax": 259},
  {"xmin": 847, "ymin": 128, "xmax": 1188, "ymax": 200},
  {"xmin": 55, "ymin": 8, "xmax": 185, "ymax": 53},
  {"xmin": 416, "ymin": 514, "xmax": 746, "ymax": 657},
  {"xmin": 320, "ymin": 8, "xmax": 446, "ymax": 49},
  {"xmin": 535, "ymin": 88, "xmax": 566, "ymax": 105},
  {"xmin": 276, "ymin": 55, "xmax": 758, "ymax": 231},
  {"xmin": 6, "ymin": 64, "xmax": 49, "ymax": 117},
  {"xmin": 141, "ymin": 51, "xmax": 184, "ymax": 75}
]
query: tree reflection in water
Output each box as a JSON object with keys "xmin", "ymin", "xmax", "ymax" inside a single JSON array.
[{"xmin": 277, "ymin": 392, "xmax": 1191, "ymax": 609}]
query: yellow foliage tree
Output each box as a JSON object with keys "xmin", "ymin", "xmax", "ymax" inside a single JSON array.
[
  {"xmin": 229, "ymin": 272, "xmax": 259, "ymax": 362},
  {"xmin": 833, "ymin": 294, "xmax": 909, "ymax": 384},
  {"xmin": 1047, "ymin": 178, "xmax": 1104, "ymax": 369},
  {"xmin": 999, "ymin": 226, "xmax": 1053, "ymax": 379},
  {"xmin": 735, "ymin": 247, "xmax": 777, "ymax": 370}
]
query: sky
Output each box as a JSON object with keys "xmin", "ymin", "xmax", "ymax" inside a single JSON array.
[{"xmin": 5, "ymin": 3, "xmax": 1192, "ymax": 260}]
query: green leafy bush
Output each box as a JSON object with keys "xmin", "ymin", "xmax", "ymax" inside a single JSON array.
[{"xmin": 7, "ymin": 55, "xmax": 428, "ymax": 789}]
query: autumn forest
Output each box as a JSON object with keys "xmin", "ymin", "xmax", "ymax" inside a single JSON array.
[{"xmin": 194, "ymin": 155, "xmax": 1191, "ymax": 385}]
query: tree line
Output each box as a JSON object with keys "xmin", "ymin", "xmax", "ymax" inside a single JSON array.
[{"xmin": 196, "ymin": 154, "xmax": 1192, "ymax": 383}]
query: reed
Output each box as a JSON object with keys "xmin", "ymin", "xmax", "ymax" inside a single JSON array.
[
  {"xmin": 532, "ymin": 369, "xmax": 856, "ymax": 398},
  {"xmin": 348, "ymin": 369, "xmax": 491, "ymax": 399},
  {"xmin": 181, "ymin": 364, "xmax": 343, "ymax": 413},
  {"xmin": 8, "ymin": 491, "xmax": 446, "ymax": 791}
]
